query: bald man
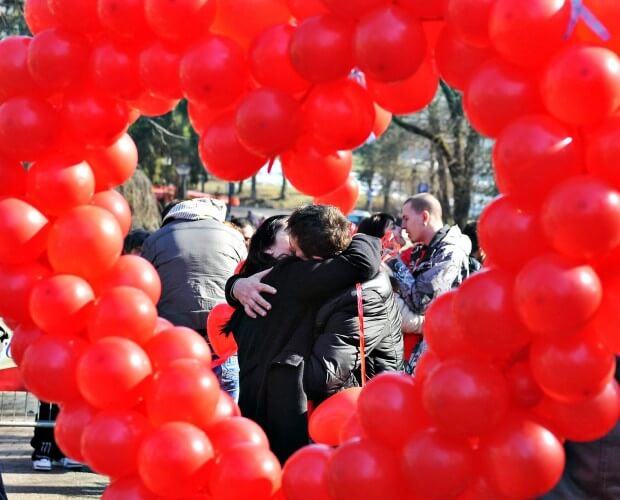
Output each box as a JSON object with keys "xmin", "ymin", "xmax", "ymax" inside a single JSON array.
[{"xmin": 386, "ymin": 193, "xmax": 472, "ymax": 374}]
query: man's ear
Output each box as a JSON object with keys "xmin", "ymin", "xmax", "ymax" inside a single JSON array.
[{"xmin": 421, "ymin": 210, "xmax": 431, "ymax": 224}]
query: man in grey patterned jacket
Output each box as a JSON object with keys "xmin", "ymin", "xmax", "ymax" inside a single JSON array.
[{"xmin": 386, "ymin": 193, "xmax": 471, "ymax": 374}]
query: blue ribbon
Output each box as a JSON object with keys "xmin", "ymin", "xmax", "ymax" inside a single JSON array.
[{"xmin": 564, "ymin": 0, "xmax": 611, "ymax": 41}]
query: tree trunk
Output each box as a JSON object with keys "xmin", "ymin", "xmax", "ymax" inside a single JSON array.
[
  {"xmin": 251, "ymin": 176, "xmax": 257, "ymax": 201},
  {"xmin": 237, "ymin": 180, "xmax": 244, "ymax": 194},
  {"xmin": 279, "ymin": 176, "xmax": 288, "ymax": 200},
  {"xmin": 382, "ymin": 179, "xmax": 393, "ymax": 211},
  {"xmin": 435, "ymin": 148, "xmax": 452, "ymax": 221},
  {"xmin": 365, "ymin": 171, "xmax": 375, "ymax": 211}
]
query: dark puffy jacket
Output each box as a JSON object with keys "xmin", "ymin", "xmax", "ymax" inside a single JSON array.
[{"xmin": 304, "ymin": 272, "xmax": 403, "ymax": 403}]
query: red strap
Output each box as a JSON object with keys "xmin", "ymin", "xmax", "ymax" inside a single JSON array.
[{"xmin": 356, "ymin": 283, "xmax": 366, "ymax": 386}]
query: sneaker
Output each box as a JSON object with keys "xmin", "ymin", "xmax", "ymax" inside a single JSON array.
[
  {"xmin": 53, "ymin": 457, "xmax": 83, "ymax": 469},
  {"xmin": 32, "ymin": 457, "xmax": 52, "ymax": 471}
]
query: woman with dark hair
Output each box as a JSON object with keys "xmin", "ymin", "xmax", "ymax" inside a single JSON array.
[
  {"xmin": 356, "ymin": 212, "xmax": 396, "ymax": 238},
  {"xmin": 236, "ymin": 215, "xmax": 290, "ymax": 277}
]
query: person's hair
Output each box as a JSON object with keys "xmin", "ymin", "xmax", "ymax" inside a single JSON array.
[
  {"xmin": 238, "ymin": 215, "xmax": 288, "ymax": 276},
  {"xmin": 123, "ymin": 228, "xmax": 151, "ymax": 254},
  {"xmin": 462, "ymin": 221, "xmax": 479, "ymax": 254},
  {"xmin": 230, "ymin": 217, "xmax": 255, "ymax": 230},
  {"xmin": 357, "ymin": 212, "xmax": 396, "ymax": 238},
  {"xmin": 161, "ymin": 200, "xmax": 181, "ymax": 226},
  {"xmin": 287, "ymin": 205, "xmax": 351, "ymax": 259},
  {"xmin": 404, "ymin": 193, "xmax": 443, "ymax": 222}
]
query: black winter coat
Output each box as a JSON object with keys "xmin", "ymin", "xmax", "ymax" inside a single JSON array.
[
  {"xmin": 224, "ymin": 235, "xmax": 381, "ymax": 463},
  {"xmin": 304, "ymin": 272, "xmax": 403, "ymax": 404}
]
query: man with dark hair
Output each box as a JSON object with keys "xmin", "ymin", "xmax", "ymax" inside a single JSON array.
[{"xmin": 230, "ymin": 216, "xmax": 256, "ymax": 249}]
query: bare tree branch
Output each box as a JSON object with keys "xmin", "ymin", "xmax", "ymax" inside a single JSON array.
[
  {"xmin": 392, "ymin": 116, "xmax": 457, "ymax": 167},
  {"xmin": 146, "ymin": 118, "xmax": 189, "ymax": 141}
]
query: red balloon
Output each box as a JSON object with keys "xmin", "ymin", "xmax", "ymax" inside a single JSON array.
[
  {"xmin": 127, "ymin": 92, "xmax": 179, "ymax": 118},
  {"xmin": 29, "ymin": 274, "xmax": 94, "ymax": 335},
  {"xmin": 0, "ymin": 96, "xmax": 60, "ymax": 161},
  {"xmin": 478, "ymin": 195, "xmax": 550, "ymax": 271},
  {"xmin": 98, "ymin": 0, "xmax": 152, "ymax": 42},
  {"xmin": 97, "ymin": 255, "xmax": 161, "ymax": 307},
  {"xmin": 77, "ymin": 337, "xmax": 152, "ymax": 409},
  {"xmin": 47, "ymin": 0, "xmax": 101, "ymax": 34},
  {"xmin": 138, "ymin": 42, "xmax": 182, "ymax": 100},
  {"xmin": 434, "ymin": 26, "xmax": 494, "ymax": 90},
  {"xmin": 464, "ymin": 58, "xmax": 543, "ymax": 138},
  {"xmin": 24, "ymin": 0, "xmax": 57, "ymax": 34},
  {"xmin": 445, "ymin": 0, "xmax": 494, "ymax": 47},
  {"xmin": 0, "ymin": 156, "xmax": 27, "ymax": 198},
  {"xmin": 9, "ymin": 323, "xmax": 45, "ymax": 366},
  {"xmin": 488, "ymin": 0, "xmax": 571, "ymax": 68},
  {"xmin": 207, "ymin": 303, "xmax": 237, "ymax": 359},
  {"xmin": 423, "ymin": 358, "xmax": 510, "ymax": 438},
  {"xmin": 55, "ymin": 399, "xmax": 97, "ymax": 461},
  {"xmin": 541, "ymin": 175, "xmax": 620, "ymax": 260},
  {"xmin": 286, "ymin": 0, "xmax": 328, "ymax": 20},
  {"xmin": 102, "ymin": 477, "xmax": 157, "ymax": 500},
  {"xmin": 542, "ymin": 45, "xmax": 620, "ymax": 126},
  {"xmin": 47, "ymin": 205, "xmax": 123, "ymax": 281},
  {"xmin": 198, "ymin": 112, "xmax": 267, "ymax": 181},
  {"xmin": 289, "ymin": 15, "xmax": 355, "ymax": 83},
  {"xmin": 530, "ymin": 327, "xmax": 616, "ymax": 402},
  {"xmin": 575, "ymin": 0, "xmax": 620, "ymax": 54},
  {"xmin": 81, "ymin": 410, "xmax": 150, "ymax": 478},
  {"xmin": 354, "ymin": 5, "xmax": 427, "ymax": 82},
  {"xmin": 0, "ymin": 262, "xmax": 50, "ymax": 324},
  {"xmin": 204, "ymin": 390, "xmax": 242, "ymax": 429},
  {"xmin": 20, "ymin": 334, "xmax": 88, "ymax": 403},
  {"xmin": 90, "ymin": 41, "xmax": 144, "ymax": 101},
  {"xmin": 27, "ymin": 28, "xmax": 89, "ymax": 91},
  {"xmin": 145, "ymin": 359, "xmax": 220, "ymax": 427},
  {"xmin": 209, "ymin": 444, "xmax": 282, "ymax": 500},
  {"xmin": 62, "ymin": 91, "xmax": 130, "ymax": 148},
  {"xmin": 506, "ymin": 360, "xmax": 543, "ymax": 409},
  {"xmin": 327, "ymin": 439, "xmax": 404, "ymax": 499},
  {"xmin": 154, "ymin": 317, "xmax": 173, "ymax": 334},
  {"xmin": 371, "ymin": 103, "xmax": 391, "ymax": 139},
  {"xmin": 0, "ymin": 198, "xmax": 48, "ymax": 265},
  {"xmin": 235, "ymin": 88, "xmax": 303, "ymax": 157},
  {"xmin": 314, "ymin": 176, "xmax": 359, "ymax": 215},
  {"xmin": 453, "ymin": 268, "xmax": 531, "ymax": 358},
  {"xmin": 514, "ymin": 254, "xmax": 602, "ymax": 336},
  {"xmin": 138, "ymin": 422, "xmax": 213, "ymax": 498},
  {"xmin": 338, "ymin": 412, "xmax": 367, "ymax": 443},
  {"xmin": 304, "ymin": 79, "xmax": 375, "ymax": 151},
  {"xmin": 85, "ymin": 133, "xmax": 138, "ymax": 191},
  {"xmin": 396, "ymin": 0, "xmax": 447, "ymax": 19},
  {"xmin": 366, "ymin": 56, "xmax": 439, "ymax": 115},
  {"xmin": 309, "ymin": 387, "xmax": 361, "ymax": 446},
  {"xmin": 357, "ymin": 373, "xmax": 419, "ymax": 448},
  {"xmin": 26, "ymin": 158, "xmax": 95, "ymax": 216},
  {"xmin": 206, "ymin": 416, "xmax": 269, "ymax": 454},
  {"xmin": 282, "ymin": 444, "xmax": 332, "ymax": 500},
  {"xmin": 586, "ymin": 114, "xmax": 620, "ymax": 190},
  {"xmin": 90, "ymin": 189, "xmax": 132, "ymax": 236},
  {"xmin": 144, "ymin": 326, "xmax": 212, "ymax": 371},
  {"xmin": 0, "ymin": 36, "xmax": 40, "ymax": 101},
  {"xmin": 180, "ymin": 35, "xmax": 248, "ymax": 109},
  {"xmin": 145, "ymin": 0, "xmax": 216, "ymax": 43},
  {"xmin": 481, "ymin": 414, "xmax": 565, "ymax": 499},
  {"xmin": 321, "ymin": 0, "xmax": 389, "ymax": 19},
  {"xmin": 592, "ymin": 274, "xmax": 620, "ymax": 351},
  {"xmin": 187, "ymin": 100, "xmax": 234, "ymax": 135},
  {"xmin": 493, "ymin": 114, "xmax": 583, "ymax": 207},
  {"xmin": 88, "ymin": 286, "xmax": 157, "ymax": 345},
  {"xmin": 401, "ymin": 428, "xmax": 475, "ymax": 498},
  {"xmin": 281, "ymin": 138, "xmax": 352, "ymax": 197}
]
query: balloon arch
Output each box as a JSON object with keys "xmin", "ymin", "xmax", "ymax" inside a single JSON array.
[{"xmin": 1, "ymin": 0, "xmax": 619, "ymax": 498}]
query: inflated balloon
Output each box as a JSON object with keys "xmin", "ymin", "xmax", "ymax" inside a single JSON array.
[
  {"xmin": 286, "ymin": 0, "xmax": 328, "ymax": 20},
  {"xmin": 81, "ymin": 410, "xmax": 149, "ymax": 478},
  {"xmin": 198, "ymin": 112, "xmax": 267, "ymax": 181},
  {"xmin": 401, "ymin": 428, "xmax": 475, "ymax": 498},
  {"xmin": 506, "ymin": 360, "xmax": 543, "ymax": 409},
  {"xmin": 586, "ymin": 114, "xmax": 620, "ymax": 191},
  {"xmin": 97, "ymin": 255, "xmax": 161, "ymax": 305},
  {"xmin": 138, "ymin": 422, "xmax": 214, "ymax": 498},
  {"xmin": 91, "ymin": 40, "xmax": 144, "ymax": 100},
  {"xmin": 445, "ymin": 0, "xmax": 494, "ymax": 48},
  {"xmin": 0, "ymin": 157, "xmax": 27, "ymax": 198},
  {"xmin": 308, "ymin": 387, "xmax": 361, "ymax": 446},
  {"xmin": 144, "ymin": 326, "xmax": 212, "ymax": 371},
  {"xmin": 541, "ymin": 45, "xmax": 620, "ymax": 126},
  {"xmin": 48, "ymin": 0, "xmax": 101, "ymax": 34},
  {"xmin": 282, "ymin": 444, "xmax": 332, "ymax": 500},
  {"xmin": 26, "ymin": 158, "xmax": 95, "ymax": 216},
  {"xmin": 47, "ymin": 205, "xmax": 123, "ymax": 281},
  {"xmin": 366, "ymin": 56, "xmax": 439, "ymax": 115},
  {"xmin": 29, "ymin": 274, "xmax": 94, "ymax": 334},
  {"xmin": 102, "ymin": 477, "xmax": 158, "ymax": 500},
  {"xmin": 304, "ymin": 79, "xmax": 375, "ymax": 151},
  {"xmin": 281, "ymin": 138, "xmax": 352, "ymax": 197},
  {"xmin": 513, "ymin": 254, "xmax": 602, "ymax": 336},
  {"xmin": 0, "ymin": 198, "xmax": 49, "ymax": 265},
  {"xmin": 144, "ymin": 0, "xmax": 216, "ymax": 43},
  {"xmin": 289, "ymin": 15, "xmax": 355, "ymax": 83},
  {"xmin": 493, "ymin": 114, "xmax": 583, "ymax": 207},
  {"xmin": 98, "ymin": 0, "xmax": 153, "ymax": 42},
  {"xmin": 206, "ymin": 416, "xmax": 269, "ymax": 454},
  {"xmin": 575, "ymin": 0, "xmax": 620, "ymax": 54},
  {"xmin": 0, "ymin": 36, "xmax": 40, "ymax": 101},
  {"xmin": 20, "ymin": 334, "xmax": 88, "ymax": 403},
  {"xmin": 206, "ymin": 303, "xmax": 237, "ymax": 360},
  {"xmin": 371, "ymin": 104, "xmax": 391, "ymax": 139},
  {"xmin": 138, "ymin": 41, "xmax": 182, "ymax": 100},
  {"xmin": 54, "ymin": 399, "xmax": 97, "ymax": 461},
  {"xmin": 235, "ymin": 88, "xmax": 303, "ymax": 157},
  {"xmin": 90, "ymin": 189, "xmax": 132, "ymax": 236},
  {"xmin": 314, "ymin": 176, "xmax": 359, "ymax": 215},
  {"xmin": 8, "ymin": 323, "xmax": 45, "ymax": 366},
  {"xmin": 0, "ymin": 262, "xmax": 50, "ymax": 324},
  {"xmin": 338, "ymin": 412, "xmax": 367, "ymax": 443},
  {"xmin": 77, "ymin": 337, "xmax": 152, "ymax": 409},
  {"xmin": 354, "ymin": 5, "xmax": 427, "ymax": 82},
  {"xmin": 27, "ymin": 28, "xmax": 89, "ymax": 91},
  {"xmin": 24, "ymin": 0, "xmax": 56, "ymax": 34},
  {"xmin": 321, "ymin": 0, "xmax": 389, "ymax": 20},
  {"xmin": 204, "ymin": 390, "xmax": 242, "ymax": 429},
  {"xmin": 85, "ymin": 133, "xmax": 138, "ymax": 191},
  {"xmin": 179, "ymin": 35, "xmax": 248, "ymax": 108},
  {"xmin": 187, "ymin": 100, "xmax": 236, "ymax": 135},
  {"xmin": 397, "ymin": 0, "xmax": 447, "ymax": 19},
  {"xmin": 463, "ymin": 58, "xmax": 543, "ymax": 138},
  {"xmin": 249, "ymin": 24, "xmax": 310, "ymax": 95},
  {"xmin": 127, "ymin": 92, "xmax": 179, "ymax": 117}
]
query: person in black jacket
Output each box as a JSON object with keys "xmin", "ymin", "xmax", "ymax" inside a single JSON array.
[{"xmin": 225, "ymin": 205, "xmax": 381, "ymax": 463}]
